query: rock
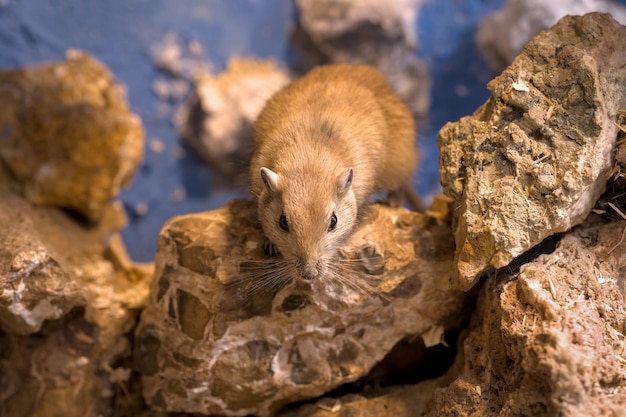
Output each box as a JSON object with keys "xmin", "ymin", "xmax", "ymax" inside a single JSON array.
[
  {"xmin": 281, "ymin": 378, "xmax": 451, "ymax": 417},
  {"xmin": 477, "ymin": 0, "xmax": 626, "ymax": 72},
  {"xmin": 426, "ymin": 220, "xmax": 626, "ymax": 416},
  {"xmin": 176, "ymin": 58, "xmax": 291, "ymax": 187},
  {"xmin": 135, "ymin": 200, "xmax": 470, "ymax": 416},
  {"xmin": 293, "ymin": 0, "xmax": 430, "ymax": 121},
  {"xmin": 152, "ymin": 32, "xmax": 211, "ymax": 81},
  {"xmin": 0, "ymin": 190, "xmax": 153, "ymax": 417},
  {"xmin": 280, "ymin": 332, "xmax": 468, "ymax": 417},
  {"xmin": 0, "ymin": 194, "xmax": 86, "ymax": 335},
  {"xmin": 0, "ymin": 49, "xmax": 144, "ymax": 222},
  {"xmin": 297, "ymin": 0, "xmax": 420, "ymax": 49},
  {"xmin": 438, "ymin": 13, "xmax": 626, "ymax": 290}
]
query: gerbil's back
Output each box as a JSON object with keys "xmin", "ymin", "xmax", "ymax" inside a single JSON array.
[
  {"xmin": 251, "ymin": 64, "xmax": 417, "ymax": 197},
  {"xmin": 324, "ymin": 65, "xmax": 417, "ymax": 191}
]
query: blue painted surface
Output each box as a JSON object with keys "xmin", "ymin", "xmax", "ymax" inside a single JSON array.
[
  {"xmin": 4, "ymin": 0, "xmax": 602, "ymax": 261},
  {"xmin": 416, "ymin": 0, "xmax": 506, "ymax": 196}
]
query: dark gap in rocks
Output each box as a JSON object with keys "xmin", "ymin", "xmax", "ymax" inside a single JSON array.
[
  {"xmin": 38, "ymin": 305, "xmax": 87, "ymax": 335},
  {"xmin": 360, "ymin": 328, "xmax": 461, "ymax": 389},
  {"xmin": 357, "ymin": 281, "xmax": 481, "ymax": 393},
  {"xmin": 279, "ymin": 290, "xmax": 479, "ymax": 416},
  {"xmin": 56, "ymin": 206, "xmax": 102, "ymax": 227},
  {"xmin": 495, "ymin": 232, "xmax": 563, "ymax": 281},
  {"xmin": 111, "ymin": 308, "xmax": 148, "ymax": 417}
]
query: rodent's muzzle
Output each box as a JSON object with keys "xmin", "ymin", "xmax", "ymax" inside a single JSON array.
[{"xmin": 302, "ymin": 261, "xmax": 320, "ymax": 280}]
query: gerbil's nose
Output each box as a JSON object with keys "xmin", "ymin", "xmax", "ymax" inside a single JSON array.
[{"xmin": 303, "ymin": 263, "xmax": 319, "ymax": 280}]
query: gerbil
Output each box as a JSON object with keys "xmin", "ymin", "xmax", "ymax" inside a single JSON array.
[{"xmin": 250, "ymin": 64, "xmax": 422, "ymax": 281}]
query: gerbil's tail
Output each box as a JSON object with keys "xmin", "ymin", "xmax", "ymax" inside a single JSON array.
[{"xmin": 402, "ymin": 182, "xmax": 426, "ymax": 213}]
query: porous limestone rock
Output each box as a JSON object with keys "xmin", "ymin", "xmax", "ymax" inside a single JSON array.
[
  {"xmin": 135, "ymin": 200, "xmax": 469, "ymax": 416},
  {"xmin": 176, "ymin": 58, "xmax": 291, "ymax": 187},
  {"xmin": 294, "ymin": 0, "xmax": 430, "ymax": 121},
  {"xmin": 438, "ymin": 13, "xmax": 626, "ymax": 290},
  {"xmin": 0, "ymin": 189, "xmax": 152, "ymax": 417},
  {"xmin": 477, "ymin": 0, "xmax": 626, "ymax": 71},
  {"xmin": 426, "ymin": 220, "xmax": 626, "ymax": 416},
  {"xmin": 0, "ymin": 49, "xmax": 144, "ymax": 222}
]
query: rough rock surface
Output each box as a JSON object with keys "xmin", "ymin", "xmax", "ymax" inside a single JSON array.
[
  {"xmin": 0, "ymin": 49, "xmax": 144, "ymax": 222},
  {"xmin": 0, "ymin": 52, "xmax": 152, "ymax": 416},
  {"xmin": 0, "ymin": 186, "xmax": 152, "ymax": 417},
  {"xmin": 176, "ymin": 58, "xmax": 291, "ymax": 187},
  {"xmin": 282, "ymin": 378, "xmax": 451, "ymax": 417},
  {"xmin": 477, "ymin": 0, "xmax": 626, "ymax": 71},
  {"xmin": 0, "ymin": 193, "xmax": 87, "ymax": 335},
  {"xmin": 439, "ymin": 13, "xmax": 626, "ymax": 289},
  {"xmin": 135, "ymin": 200, "xmax": 469, "ymax": 416},
  {"xmin": 426, "ymin": 220, "xmax": 626, "ymax": 416},
  {"xmin": 294, "ymin": 0, "xmax": 430, "ymax": 121}
]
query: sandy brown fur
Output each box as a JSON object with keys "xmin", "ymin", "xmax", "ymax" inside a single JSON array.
[{"xmin": 250, "ymin": 64, "xmax": 419, "ymax": 280}]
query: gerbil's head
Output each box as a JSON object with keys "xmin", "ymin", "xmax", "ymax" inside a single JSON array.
[{"xmin": 256, "ymin": 166, "xmax": 357, "ymax": 280}]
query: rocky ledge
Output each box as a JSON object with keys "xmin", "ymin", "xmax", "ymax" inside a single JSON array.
[{"xmin": 135, "ymin": 200, "xmax": 469, "ymax": 416}]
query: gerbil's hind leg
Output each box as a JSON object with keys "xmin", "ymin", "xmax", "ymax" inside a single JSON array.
[
  {"xmin": 384, "ymin": 184, "xmax": 426, "ymax": 213},
  {"xmin": 384, "ymin": 189, "xmax": 405, "ymax": 208},
  {"xmin": 400, "ymin": 183, "xmax": 426, "ymax": 213}
]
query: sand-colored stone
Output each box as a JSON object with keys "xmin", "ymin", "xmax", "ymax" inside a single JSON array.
[
  {"xmin": 0, "ymin": 49, "xmax": 144, "ymax": 222},
  {"xmin": 439, "ymin": 13, "xmax": 626, "ymax": 289},
  {"xmin": 0, "ymin": 190, "xmax": 152, "ymax": 417},
  {"xmin": 135, "ymin": 200, "xmax": 469, "ymax": 416},
  {"xmin": 426, "ymin": 220, "xmax": 626, "ymax": 416}
]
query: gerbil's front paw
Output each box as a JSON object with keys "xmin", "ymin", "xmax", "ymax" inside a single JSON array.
[{"xmin": 264, "ymin": 239, "xmax": 280, "ymax": 257}]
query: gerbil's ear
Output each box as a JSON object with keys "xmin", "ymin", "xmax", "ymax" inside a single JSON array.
[
  {"xmin": 337, "ymin": 167, "xmax": 353, "ymax": 196},
  {"xmin": 260, "ymin": 167, "xmax": 279, "ymax": 193}
]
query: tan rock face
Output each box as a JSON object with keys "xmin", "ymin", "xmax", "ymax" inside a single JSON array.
[
  {"xmin": 135, "ymin": 200, "xmax": 469, "ymax": 416},
  {"xmin": 438, "ymin": 13, "xmax": 626, "ymax": 290},
  {"xmin": 0, "ymin": 190, "xmax": 152, "ymax": 417},
  {"xmin": 0, "ymin": 50, "xmax": 144, "ymax": 222},
  {"xmin": 427, "ymin": 221, "xmax": 626, "ymax": 416},
  {"xmin": 0, "ymin": 51, "xmax": 150, "ymax": 417},
  {"xmin": 0, "ymin": 194, "xmax": 86, "ymax": 334}
]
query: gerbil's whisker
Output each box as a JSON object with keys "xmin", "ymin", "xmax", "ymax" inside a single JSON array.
[
  {"xmin": 224, "ymin": 258, "xmax": 298, "ymax": 306},
  {"xmin": 324, "ymin": 260, "xmax": 389, "ymax": 305}
]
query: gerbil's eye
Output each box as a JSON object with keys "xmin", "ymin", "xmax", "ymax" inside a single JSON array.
[
  {"xmin": 328, "ymin": 212, "xmax": 337, "ymax": 232},
  {"xmin": 279, "ymin": 213, "xmax": 289, "ymax": 232}
]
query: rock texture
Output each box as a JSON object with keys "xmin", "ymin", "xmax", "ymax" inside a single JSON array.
[
  {"xmin": 426, "ymin": 220, "xmax": 626, "ymax": 416},
  {"xmin": 294, "ymin": 0, "xmax": 430, "ymax": 121},
  {"xmin": 439, "ymin": 13, "xmax": 626, "ymax": 290},
  {"xmin": 135, "ymin": 200, "xmax": 469, "ymax": 416},
  {"xmin": 0, "ymin": 50, "xmax": 144, "ymax": 222},
  {"xmin": 0, "ymin": 189, "xmax": 152, "ymax": 417},
  {"xmin": 0, "ymin": 52, "xmax": 151, "ymax": 417},
  {"xmin": 176, "ymin": 58, "xmax": 291, "ymax": 187},
  {"xmin": 281, "ymin": 378, "xmax": 453, "ymax": 417},
  {"xmin": 0, "ymin": 194, "xmax": 87, "ymax": 335},
  {"xmin": 477, "ymin": 0, "xmax": 626, "ymax": 71}
]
